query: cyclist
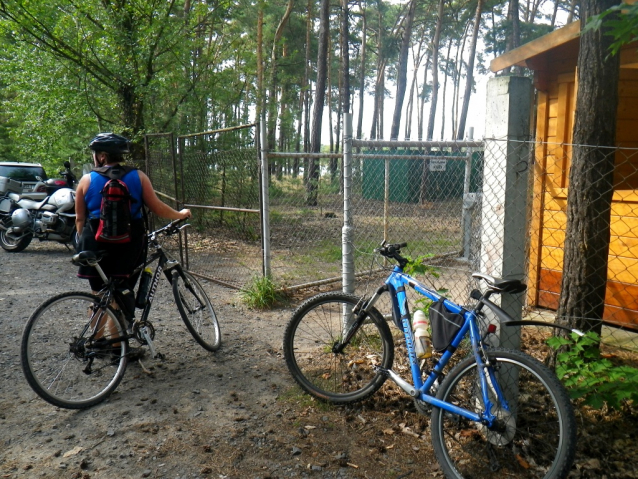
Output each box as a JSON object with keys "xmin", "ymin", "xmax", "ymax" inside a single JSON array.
[{"xmin": 75, "ymin": 133, "xmax": 190, "ymax": 356}]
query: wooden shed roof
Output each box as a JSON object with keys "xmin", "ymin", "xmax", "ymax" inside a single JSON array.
[
  {"xmin": 491, "ymin": 1, "xmax": 638, "ymax": 73},
  {"xmin": 490, "ymin": 22, "xmax": 580, "ymax": 73}
]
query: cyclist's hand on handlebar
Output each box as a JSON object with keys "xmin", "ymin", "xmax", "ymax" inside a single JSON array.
[{"xmin": 179, "ymin": 208, "xmax": 191, "ymax": 220}]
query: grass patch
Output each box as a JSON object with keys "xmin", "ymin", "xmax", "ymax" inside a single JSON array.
[{"xmin": 239, "ymin": 275, "xmax": 289, "ymax": 309}]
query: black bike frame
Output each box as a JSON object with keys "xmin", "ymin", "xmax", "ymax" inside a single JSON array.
[{"xmin": 133, "ymin": 247, "xmax": 183, "ymax": 324}]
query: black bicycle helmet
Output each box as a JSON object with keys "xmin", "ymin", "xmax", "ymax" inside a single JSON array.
[{"xmin": 88, "ymin": 133, "xmax": 131, "ymax": 154}]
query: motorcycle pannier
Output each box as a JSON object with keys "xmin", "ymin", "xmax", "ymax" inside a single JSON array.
[
  {"xmin": 0, "ymin": 177, "xmax": 22, "ymax": 196},
  {"xmin": 428, "ymin": 299, "xmax": 465, "ymax": 351}
]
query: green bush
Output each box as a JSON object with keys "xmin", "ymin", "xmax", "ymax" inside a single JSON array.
[{"xmin": 548, "ymin": 332, "xmax": 638, "ymax": 410}]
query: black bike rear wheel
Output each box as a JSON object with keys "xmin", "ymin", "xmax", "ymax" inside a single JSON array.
[
  {"xmin": 431, "ymin": 348, "xmax": 576, "ymax": 478},
  {"xmin": 283, "ymin": 292, "xmax": 394, "ymax": 404},
  {"xmin": 172, "ymin": 271, "xmax": 221, "ymax": 351},
  {"xmin": 21, "ymin": 292, "xmax": 129, "ymax": 409}
]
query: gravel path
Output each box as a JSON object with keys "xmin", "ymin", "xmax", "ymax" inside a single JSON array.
[
  {"xmin": 0, "ymin": 241, "xmax": 439, "ymax": 479},
  {"xmin": 2, "ymin": 241, "xmax": 636, "ymax": 479}
]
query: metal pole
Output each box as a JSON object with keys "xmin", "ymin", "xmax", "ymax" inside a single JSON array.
[
  {"xmin": 384, "ymin": 157, "xmax": 390, "ymax": 244},
  {"xmin": 177, "ymin": 134, "xmax": 188, "ymax": 269},
  {"xmin": 260, "ymin": 119, "xmax": 271, "ymax": 278},
  {"xmin": 342, "ymin": 113, "xmax": 354, "ymax": 295}
]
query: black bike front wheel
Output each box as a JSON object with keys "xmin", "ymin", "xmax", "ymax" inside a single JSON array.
[
  {"xmin": 21, "ymin": 292, "xmax": 129, "ymax": 409},
  {"xmin": 283, "ymin": 292, "xmax": 394, "ymax": 404},
  {"xmin": 431, "ymin": 348, "xmax": 576, "ymax": 479},
  {"xmin": 172, "ymin": 271, "xmax": 221, "ymax": 351}
]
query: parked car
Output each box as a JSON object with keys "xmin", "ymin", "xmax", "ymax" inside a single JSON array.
[{"xmin": 0, "ymin": 162, "xmax": 48, "ymax": 199}]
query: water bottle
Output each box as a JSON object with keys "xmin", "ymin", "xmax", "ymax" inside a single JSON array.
[
  {"xmin": 135, "ymin": 267, "xmax": 153, "ymax": 309},
  {"xmin": 117, "ymin": 287, "xmax": 135, "ymax": 322},
  {"xmin": 412, "ymin": 310, "xmax": 432, "ymax": 359}
]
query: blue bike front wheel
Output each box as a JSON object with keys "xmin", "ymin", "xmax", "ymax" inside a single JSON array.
[
  {"xmin": 431, "ymin": 348, "xmax": 576, "ymax": 479},
  {"xmin": 283, "ymin": 292, "xmax": 394, "ymax": 404}
]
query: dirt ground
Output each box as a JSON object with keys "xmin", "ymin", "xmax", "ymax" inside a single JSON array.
[{"xmin": 1, "ymin": 241, "xmax": 637, "ymax": 479}]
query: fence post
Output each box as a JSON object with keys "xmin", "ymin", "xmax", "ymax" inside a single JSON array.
[
  {"xmin": 259, "ymin": 119, "xmax": 271, "ymax": 278},
  {"xmin": 342, "ymin": 113, "xmax": 354, "ymax": 295},
  {"xmin": 481, "ymin": 76, "xmax": 533, "ymax": 350},
  {"xmin": 460, "ymin": 147, "xmax": 473, "ymax": 261}
]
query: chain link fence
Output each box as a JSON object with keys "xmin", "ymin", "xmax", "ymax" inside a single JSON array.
[
  {"xmin": 525, "ymin": 141, "xmax": 638, "ymax": 353},
  {"xmin": 144, "ymin": 129, "xmax": 638, "ymax": 354}
]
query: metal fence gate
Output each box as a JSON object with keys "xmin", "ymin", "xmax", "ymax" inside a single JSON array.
[{"xmin": 144, "ymin": 124, "xmax": 262, "ymax": 289}]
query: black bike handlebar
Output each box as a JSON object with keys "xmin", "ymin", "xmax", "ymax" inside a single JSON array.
[
  {"xmin": 149, "ymin": 218, "xmax": 190, "ymax": 239},
  {"xmin": 376, "ymin": 241, "xmax": 409, "ymax": 268}
]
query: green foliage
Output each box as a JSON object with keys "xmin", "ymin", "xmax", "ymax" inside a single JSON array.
[
  {"xmin": 403, "ymin": 253, "xmax": 441, "ymax": 278},
  {"xmin": 403, "ymin": 254, "xmax": 447, "ymax": 315},
  {"xmin": 239, "ymin": 275, "xmax": 288, "ymax": 309},
  {"xmin": 0, "ymin": 0, "xmax": 239, "ymax": 162},
  {"xmin": 548, "ymin": 332, "xmax": 638, "ymax": 410},
  {"xmin": 583, "ymin": 2, "xmax": 638, "ymax": 56}
]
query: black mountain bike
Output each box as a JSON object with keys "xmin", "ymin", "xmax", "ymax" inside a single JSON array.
[{"xmin": 21, "ymin": 219, "xmax": 221, "ymax": 409}]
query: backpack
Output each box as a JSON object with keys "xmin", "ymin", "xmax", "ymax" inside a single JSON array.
[{"xmin": 93, "ymin": 166, "xmax": 135, "ymax": 244}]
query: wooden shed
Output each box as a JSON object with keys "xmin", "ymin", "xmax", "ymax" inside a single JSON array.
[{"xmin": 491, "ymin": 17, "xmax": 638, "ymax": 330}]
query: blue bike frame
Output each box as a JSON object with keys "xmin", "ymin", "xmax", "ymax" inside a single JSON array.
[{"xmin": 363, "ymin": 265, "xmax": 510, "ymax": 427}]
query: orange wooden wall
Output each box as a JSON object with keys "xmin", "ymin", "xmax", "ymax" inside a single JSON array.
[{"xmin": 528, "ymin": 51, "xmax": 638, "ymax": 329}]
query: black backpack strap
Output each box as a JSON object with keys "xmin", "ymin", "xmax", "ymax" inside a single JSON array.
[
  {"xmin": 92, "ymin": 165, "xmax": 136, "ymax": 180},
  {"xmin": 93, "ymin": 165, "xmax": 137, "ymax": 202}
]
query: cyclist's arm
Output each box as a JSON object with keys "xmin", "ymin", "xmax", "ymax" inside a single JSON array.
[
  {"xmin": 75, "ymin": 175, "xmax": 90, "ymax": 235},
  {"xmin": 138, "ymin": 171, "xmax": 191, "ymax": 220}
]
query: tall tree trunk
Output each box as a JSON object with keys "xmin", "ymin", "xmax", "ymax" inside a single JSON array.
[
  {"xmin": 356, "ymin": 0, "xmax": 367, "ymax": 142},
  {"xmin": 556, "ymin": 0, "xmax": 621, "ymax": 335},
  {"xmin": 566, "ymin": 0, "xmax": 578, "ymax": 23},
  {"xmin": 340, "ymin": 0, "xmax": 350, "ymax": 116},
  {"xmin": 256, "ymin": 4, "xmax": 264, "ymax": 124},
  {"xmin": 505, "ymin": 0, "xmax": 521, "ymax": 74},
  {"xmin": 417, "ymin": 51, "xmax": 431, "ymax": 141},
  {"xmin": 451, "ymin": 33, "xmax": 465, "ymax": 140},
  {"xmin": 267, "ymin": 0, "xmax": 295, "ymax": 154},
  {"xmin": 426, "ymin": 0, "xmax": 444, "ymax": 141},
  {"xmin": 390, "ymin": 0, "xmax": 417, "ymax": 140},
  {"xmin": 457, "ymin": 0, "xmax": 483, "ymax": 140},
  {"xmin": 328, "ymin": 37, "xmax": 335, "ymax": 155},
  {"xmin": 307, "ymin": 0, "xmax": 330, "ymax": 206},
  {"xmin": 303, "ymin": 0, "xmax": 313, "ymax": 182},
  {"xmin": 529, "ymin": 0, "xmax": 542, "ymax": 22},
  {"xmin": 405, "ymin": 36, "xmax": 425, "ymax": 140},
  {"xmin": 439, "ymin": 39, "xmax": 453, "ymax": 140},
  {"xmin": 370, "ymin": 1, "xmax": 385, "ymax": 140},
  {"xmin": 550, "ymin": 0, "xmax": 559, "ymax": 27}
]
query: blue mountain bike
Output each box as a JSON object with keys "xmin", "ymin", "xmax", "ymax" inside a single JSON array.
[{"xmin": 283, "ymin": 242, "xmax": 577, "ymax": 479}]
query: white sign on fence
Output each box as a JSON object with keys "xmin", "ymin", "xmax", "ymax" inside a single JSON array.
[{"xmin": 429, "ymin": 159, "xmax": 447, "ymax": 172}]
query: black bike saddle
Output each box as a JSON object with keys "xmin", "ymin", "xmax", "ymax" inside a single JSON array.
[{"xmin": 472, "ymin": 272, "xmax": 527, "ymax": 294}]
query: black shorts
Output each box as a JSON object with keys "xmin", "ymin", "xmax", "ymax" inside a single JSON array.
[{"xmin": 77, "ymin": 218, "xmax": 146, "ymax": 290}]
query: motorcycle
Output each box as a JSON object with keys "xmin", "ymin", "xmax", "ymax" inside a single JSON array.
[{"xmin": 0, "ymin": 161, "xmax": 78, "ymax": 253}]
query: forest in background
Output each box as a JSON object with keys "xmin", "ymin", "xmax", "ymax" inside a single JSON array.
[{"xmin": 0, "ymin": 0, "xmax": 578, "ymax": 171}]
